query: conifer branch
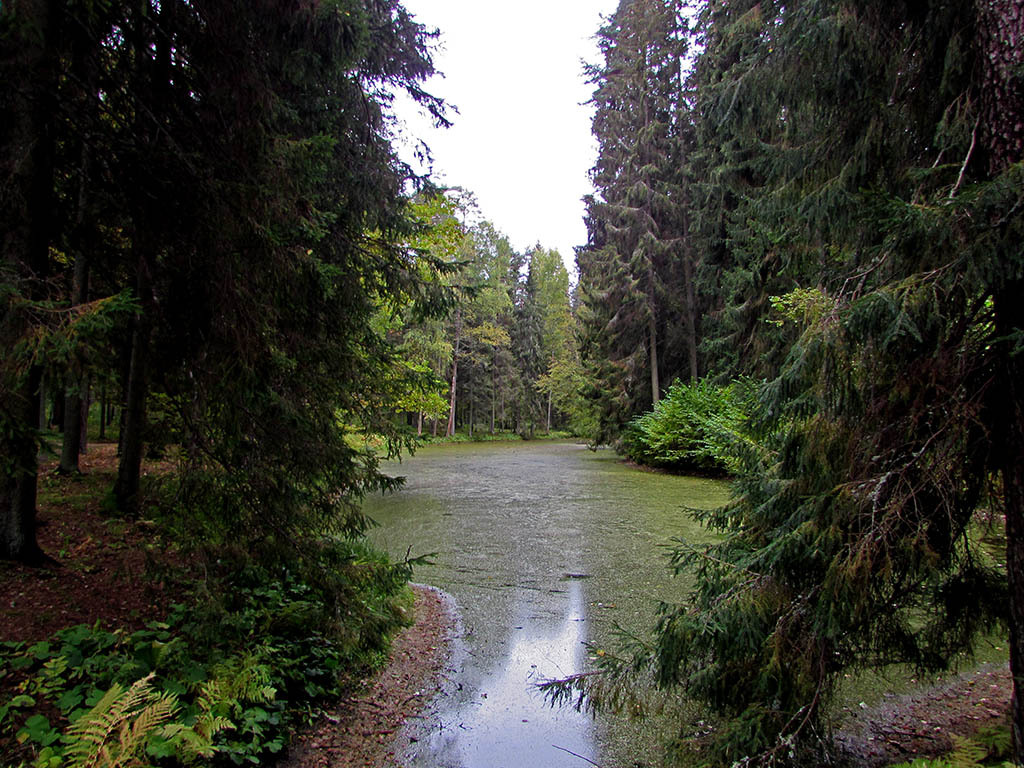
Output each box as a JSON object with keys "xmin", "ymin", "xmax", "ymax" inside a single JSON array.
[{"xmin": 949, "ymin": 117, "xmax": 980, "ymax": 199}]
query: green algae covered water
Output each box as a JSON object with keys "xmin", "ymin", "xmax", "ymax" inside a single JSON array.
[{"xmin": 364, "ymin": 440, "xmax": 731, "ymax": 768}]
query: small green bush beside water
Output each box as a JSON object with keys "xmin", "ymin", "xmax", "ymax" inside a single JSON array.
[
  {"xmin": 0, "ymin": 540, "xmax": 413, "ymax": 767},
  {"xmin": 621, "ymin": 379, "xmax": 751, "ymax": 474}
]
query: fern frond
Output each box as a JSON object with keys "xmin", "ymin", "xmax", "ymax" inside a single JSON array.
[
  {"xmin": 63, "ymin": 673, "xmax": 180, "ymax": 768},
  {"xmin": 947, "ymin": 733, "xmax": 989, "ymax": 768}
]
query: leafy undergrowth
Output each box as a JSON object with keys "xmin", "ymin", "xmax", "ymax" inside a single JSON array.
[
  {"xmin": 0, "ymin": 443, "xmax": 414, "ymax": 767},
  {"xmin": 888, "ymin": 724, "xmax": 1014, "ymax": 768}
]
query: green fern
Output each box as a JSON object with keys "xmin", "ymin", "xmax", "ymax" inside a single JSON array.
[
  {"xmin": 973, "ymin": 725, "xmax": 1013, "ymax": 761},
  {"xmin": 886, "ymin": 724, "xmax": 1016, "ymax": 768},
  {"xmin": 63, "ymin": 673, "xmax": 177, "ymax": 768},
  {"xmin": 947, "ymin": 734, "xmax": 991, "ymax": 768},
  {"xmin": 206, "ymin": 652, "xmax": 277, "ymax": 712}
]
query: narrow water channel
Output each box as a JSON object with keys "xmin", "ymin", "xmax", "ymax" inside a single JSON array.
[{"xmin": 365, "ymin": 440, "xmax": 731, "ymax": 768}]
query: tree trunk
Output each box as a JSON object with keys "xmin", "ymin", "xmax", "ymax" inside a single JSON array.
[
  {"xmin": 59, "ymin": 384, "xmax": 85, "ymax": 472},
  {"xmin": 113, "ymin": 244, "xmax": 152, "ymax": 516},
  {"xmin": 38, "ymin": 378, "xmax": 47, "ymax": 431},
  {"xmin": 977, "ymin": 0, "xmax": 1024, "ymax": 760},
  {"xmin": 446, "ymin": 308, "xmax": 462, "ymax": 438},
  {"xmin": 99, "ymin": 380, "xmax": 108, "ymax": 440},
  {"xmin": 57, "ymin": 15, "xmax": 97, "ymax": 475},
  {"xmin": 996, "ymin": 279, "xmax": 1024, "ymax": 763},
  {"xmin": 50, "ymin": 387, "xmax": 64, "ymax": 431},
  {"xmin": 0, "ymin": 0, "xmax": 59, "ymax": 562},
  {"xmin": 546, "ymin": 388, "xmax": 552, "ymax": 434},
  {"xmin": 59, "ymin": 249, "xmax": 90, "ymax": 473},
  {"xmin": 682, "ymin": 210, "xmax": 699, "ymax": 383},
  {"xmin": 490, "ymin": 351, "xmax": 496, "ymax": 434},
  {"xmin": 1002, "ymin": 339, "xmax": 1024, "ymax": 763},
  {"xmin": 79, "ymin": 380, "xmax": 88, "ymax": 453},
  {"xmin": 648, "ymin": 309, "xmax": 660, "ymax": 406}
]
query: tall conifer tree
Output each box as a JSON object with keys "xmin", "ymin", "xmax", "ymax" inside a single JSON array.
[{"xmin": 577, "ymin": 0, "xmax": 692, "ymax": 442}]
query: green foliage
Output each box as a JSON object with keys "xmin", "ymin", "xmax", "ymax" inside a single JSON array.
[
  {"xmin": 0, "ymin": 539, "xmax": 413, "ymax": 767},
  {"xmin": 61, "ymin": 673, "xmax": 183, "ymax": 768},
  {"xmin": 560, "ymin": 0, "xmax": 1024, "ymax": 764},
  {"xmin": 575, "ymin": 0, "xmax": 698, "ymax": 439},
  {"xmin": 888, "ymin": 724, "xmax": 1014, "ymax": 768},
  {"xmin": 621, "ymin": 378, "xmax": 751, "ymax": 474}
]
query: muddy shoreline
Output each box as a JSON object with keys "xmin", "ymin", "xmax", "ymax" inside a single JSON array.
[{"xmin": 281, "ymin": 584, "xmax": 459, "ymax": 768}]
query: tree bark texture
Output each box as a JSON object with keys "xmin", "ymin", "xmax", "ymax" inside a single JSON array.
[
  {"xmin": 977, "ymin": 0, "xmax": 1024, "ymax": 760},
  {"xmin": 0, "ymin": 0, "xmax": 59, "ymax": 561},
  {"xmin": 977, "ymin": 0, "xmax": 1024, "ymax": 176},
  {"xmin": 59, "ymin": 252, "xmax": 90, "ymax": 473}
]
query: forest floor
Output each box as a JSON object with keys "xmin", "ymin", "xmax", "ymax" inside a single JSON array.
[{"xmin": 0, "ymin": 441, "xmax": 1012, "ymax": 768}]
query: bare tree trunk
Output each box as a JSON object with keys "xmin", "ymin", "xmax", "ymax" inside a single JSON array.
[
  {"xmin": 0, "ymin": 0, "xmax": 58, "ymax": 562},
  {"xmin": 59, "ymin": 249, "xmax": 90, "ymax": 473},
  {"xmin": 490, "ymin": 351, "xmax": 496, "ymax": 434},
  {"xmin": 38, "ymin": 378, "xmax": 47, "ymax": 431},
  {"xmin": 682, "ymin": 211, "xmax": 699, "ymax": 382},
  {"xmin": 79, "ymin": 380, "xmax": 88, "ymax": 453},
  {"xmin": 977, "ymin": 0, "xmax": 1024, "ymax": 760},
  {"xmin": 58, "ymin": 23, "xmax": 95, "ymax": 475},
  {"xmin": 446, "ymin": 308, "xmax": 462, "ymax": 438},
  {"xmin": 99, "ymin": 380, "xmax": 108, "ymax": 440},
  {"xmin": 648, "ymin": 310, "xmax": 660, "ymax": 406},
  {"xmin": 114, "ymin": 248, "xmax": 152, "ymax": 516}
]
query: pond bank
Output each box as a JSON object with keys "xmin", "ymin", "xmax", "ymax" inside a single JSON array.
[
  {"xmin": 282, "ymin": 585, "xmax": 459, "ymax": 768},
  {"xmin": 285, "ymin": 583, "xmax": 1010, "ymax": 768}
]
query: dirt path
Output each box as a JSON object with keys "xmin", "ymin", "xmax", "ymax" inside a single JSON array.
[{"xmin": 834, "ymin": 663, "xmax": 1012, "ymax": 767}]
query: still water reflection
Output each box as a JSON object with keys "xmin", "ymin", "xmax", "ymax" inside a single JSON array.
[{"xmin": 365, "ymin": 441, "xmax": 730, "ymax": 768}]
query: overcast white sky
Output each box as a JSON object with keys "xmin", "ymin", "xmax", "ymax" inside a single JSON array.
[{"xmin": 393, "ymin": 1, "xmax": 619, "ymax": 276}]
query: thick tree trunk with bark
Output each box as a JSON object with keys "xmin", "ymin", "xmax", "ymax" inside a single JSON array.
[
  {"xmin": 114, "ymin": 249, "xmax": 152, "ymax": 516},
  {"xmin": 0, "ymin": 0, "xmax": 59, "ymax": 562},
  {"xmin": 58, "ymin": 22, "xmax": 97, "ymax": 475},
  {"xmin": 977, "ymin": 0, "xmax": 1024, "ymax": 760},
  {"xmin": 59, "ymin": 252, "xmax": 90, "ymax": 474}
]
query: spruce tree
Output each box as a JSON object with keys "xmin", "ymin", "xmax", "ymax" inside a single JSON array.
[
  {"xmin": 577, "ymin": 0, "xmax": 692, "ymax": 442},
  {"xmin": 555, "ymin": 2, "xmax": 1024, "ymax": 765}
]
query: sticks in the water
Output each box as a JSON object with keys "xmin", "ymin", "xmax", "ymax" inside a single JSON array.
[{"xmin": 552, "ymin": 744, "xmax": 601, "ymax": 767}]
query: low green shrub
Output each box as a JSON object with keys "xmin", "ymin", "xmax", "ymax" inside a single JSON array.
[{"xmin": 621, "ymin": 378, "xmax": 752, "ymax": 474}]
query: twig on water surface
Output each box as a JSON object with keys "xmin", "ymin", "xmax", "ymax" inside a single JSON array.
[{"xmin": 552, "ymin": 744, "xmax": 601, "ymax": 767}]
